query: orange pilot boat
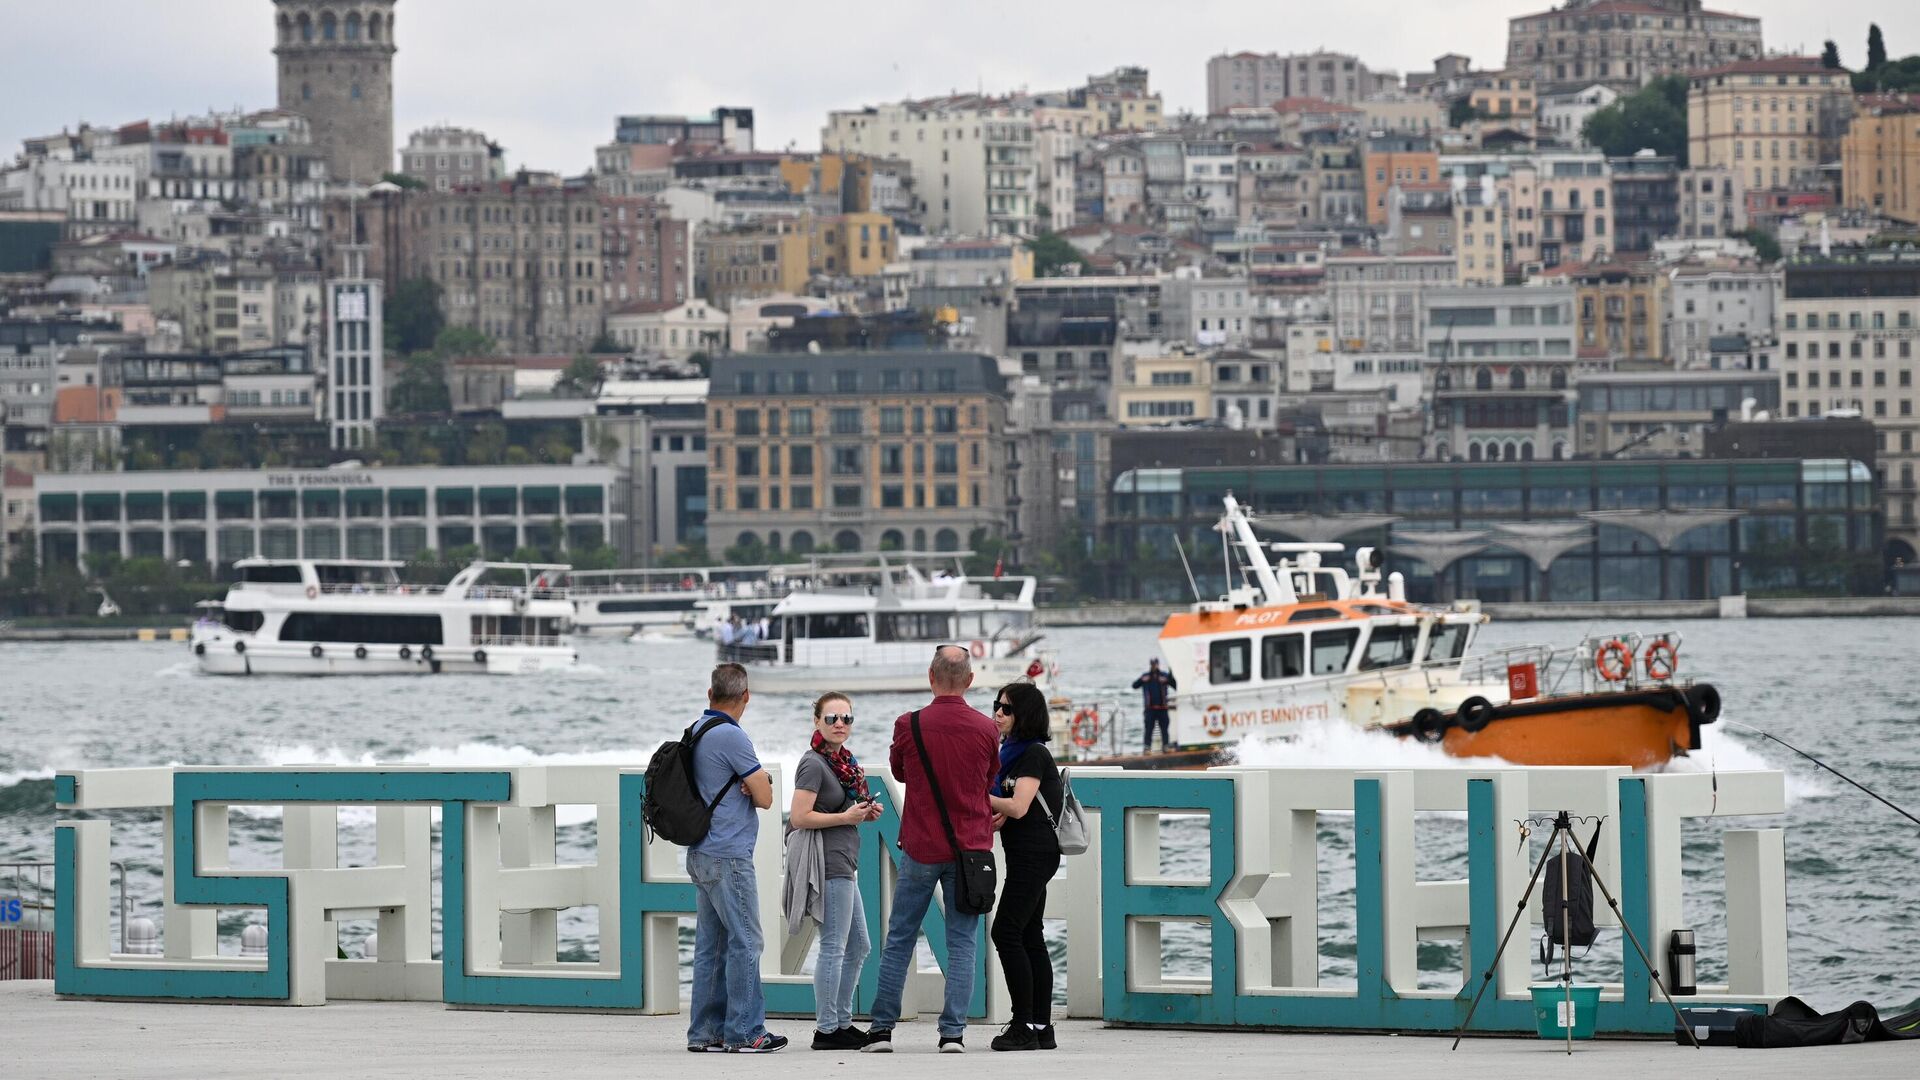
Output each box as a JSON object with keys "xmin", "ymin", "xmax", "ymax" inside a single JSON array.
[{"xmin": 1066, "ymin": 495, "xmax": 1720, "ymax": 770}]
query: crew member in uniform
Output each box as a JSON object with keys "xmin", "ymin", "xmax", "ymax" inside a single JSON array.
[{"xmin": 1132, "ymin": 657, "xmax": 1178, "ymax": 754}]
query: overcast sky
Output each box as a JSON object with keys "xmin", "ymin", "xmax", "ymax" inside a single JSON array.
[{"xmin": 5, "ymin": 1, "xmax": 1915, "ymax": 175}]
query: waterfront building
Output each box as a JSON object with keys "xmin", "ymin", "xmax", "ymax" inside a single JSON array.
[
  {"xmin": 400, "ymin": 127, "xmax": 506, "ymax": 193},
  {"xmin": 1506, "ymin": 0, "xmax": 1763, "ymax": 96},
  {"xmin": 1686, "ymin": 57, "xmax": 1855, "ymax": 197},
  {"xmin": 272, "ymin": 0, "xmax": 395, "ymax": 184},
  {"xmin": 1841, "ymin": 95, "xmax": 1920, "ymax": 227},
  {"xmin": 703, "ymin": 350, "xmax": 1007, "ymax": 555},
  {"xmin": 1103, "ymin": 456, "xmax": 1877, "ymax": 602},
  {"xmin": 1776, "ymin": 256, "xmax": 1920, "ymax": 559},
  {"xmin": 1574, "ymin": 369, "xmax": 1780, "ymax": 457},
  {"xmin": 32, "ymin": 464, "xmax": 623, "ymax": 571},
  {"xmin": 1423, "ymin": 284, "xmax": 1582, "ymax": 462}
]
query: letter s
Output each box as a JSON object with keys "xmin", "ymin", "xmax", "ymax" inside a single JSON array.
[{"xmin": 3, "ymin": 898, "xmax": 20, "ymax": 922}]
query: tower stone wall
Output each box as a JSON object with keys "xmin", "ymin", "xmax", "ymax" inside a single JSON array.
[{"xmin": 274, "ymin": 1, "xmax": 396, "ymax": 184}]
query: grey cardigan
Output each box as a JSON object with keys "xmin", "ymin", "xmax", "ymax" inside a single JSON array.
[{"xmin": 781, "ymin": 822, "xmax": 827, "ymax": 937}]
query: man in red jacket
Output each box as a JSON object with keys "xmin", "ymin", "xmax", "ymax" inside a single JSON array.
[{"xmin": 861, "ymin": 644, "xmax": 999, "ymax": 1054}]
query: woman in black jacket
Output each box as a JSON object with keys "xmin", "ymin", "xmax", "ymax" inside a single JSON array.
[{"xmin": 986, "ymin": 681, "xmax": 1063, "ymax": 1051}]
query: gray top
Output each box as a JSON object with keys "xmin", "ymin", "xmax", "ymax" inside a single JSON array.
[{"xmin": 793, "ymin": 751, "xmax": 861, "ymax": 879}]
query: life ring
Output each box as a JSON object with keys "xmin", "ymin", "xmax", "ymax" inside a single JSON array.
[
  {"xmin": 399, "ymin": 645, "xmax": 412, "ymax": 660},
  {"xmin": 1070, "ymin": 707, "xmax": 1101, "ymax": 748},
  {"xmin": 1409, "ymin": 707, "xmax": 1448, "ymax": 743},
  {"xmin": 1594, "ymin": 639, "xmax": 1632, "ymax": 682},
  {"xmin": 473, "ymin": 649, "xmax": 487, "ymax": 664},
  {"xmin": 1456, "ymin": 696, "xmax": 1497, "ymax": 733},
  {"xmin": 306, "ymin": 585, "xmax": 318, "ymax": 600},
  {"xmin": 969, "ymin": 639, "xmax": 987, "ymax": 659},
  {"xmin": 1643, "ymin": 638, "xmax": 1679, "ymax": 681},
  {"xmin": 310, "ymin": 644, "xmax": 324, "ymax": 659},
  {"xmin": 354, "ymin": 645, "xmax": 368, "ymax": 660},
  {"xmin": 421, "ymin": 645, "xmax": 435, "ymax": 660}
]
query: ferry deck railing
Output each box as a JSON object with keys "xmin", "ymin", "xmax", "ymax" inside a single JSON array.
[{"xmin": 3, "ymin": 860, "xmax": 129, "ymax": 952}]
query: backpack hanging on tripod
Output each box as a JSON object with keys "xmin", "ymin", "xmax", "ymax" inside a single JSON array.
[{"xmin": 1540, "ymin": 820, "xmax": 1602, "ymax": 971}]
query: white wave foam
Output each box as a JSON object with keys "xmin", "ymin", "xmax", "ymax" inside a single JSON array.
[
  {"xmin": 1235, "ymin": 718, "xmax": 1469, "ymax": 771},
  {"xmin": 0, "ymin": 765, "xmax": 55, "ymax": 787},
  {"xmin": 1658, "ymin": 718, "xmax": 1833, "ymax": 803},
  {"xmin": 152, "ymin": 660, "xmax": 200, "ymax": 679}
]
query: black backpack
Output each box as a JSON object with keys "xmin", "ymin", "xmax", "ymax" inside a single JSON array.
[
  {"xmin": 1540, "ymin": 823, "xmax": 1602, "ymax": 970},
  {"xmin": 642, "ymin": 716, "xmax": 739, "ymax": 846}
]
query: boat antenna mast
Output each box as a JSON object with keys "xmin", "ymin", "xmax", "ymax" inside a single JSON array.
[{"xmin": 1220, "ymin": 494, "xmax": 1295, "ymax": 605}]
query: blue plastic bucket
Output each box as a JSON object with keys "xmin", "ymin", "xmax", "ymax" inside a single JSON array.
[{"xmin": 1530, "ymin": 982, "xmax": 1601, "ymax": 1040}]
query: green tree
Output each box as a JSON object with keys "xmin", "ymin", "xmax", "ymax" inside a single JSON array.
[
  {"xmin": 687, "ymin": 351, "xmax": 712, "ymax": 376},
  {"xmin": 463, "ymin": 422, "xmax": 509, "ymax": 466},
  {"xmin": 432, "ymin": 325, "xmax": 495, "ymax": 360},
  {"xmin": 588, "ymin": 331, "xmax": 625, "ymax": 354},
  {"xmin": 1581, "ymin": 76, "xmax": 1690, "ymax": 165},
  {"xmin": 1024, "ymin": 232, "xmax": 1090, "ymax": 278},
  {"xmin": 389, "ymin": 352, "xmax": 452, "ymax": 415},
  {"xmin": 380, "ymin": 171, "xmax": 427, "ymax": 191},
  {"xmin": 1822, "ymin": 40, "xmax": 1842, "ymax": 70},
  {"xmin": 1869, "ymin": 24, "xmax": 1888, "ymax": 71},
  {"xmin": 384, "ymin": 278, "xmax": 445, "ymax": 355},
  {"xmin": 1733, "ymin": 227, "xmax": 1783, "ymax": 263},
  {"xmin": 1448, "ymin": 98, "xmax": 1482, "ymax": 128},
  {"xmin": 554, "ymin": 354, "xmax": 605, "ymax": 399}
]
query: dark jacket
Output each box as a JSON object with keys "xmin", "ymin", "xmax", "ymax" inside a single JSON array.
[{"xmin": 1133, "ymin": 668, "xmax": 1177, "ymax": 710}]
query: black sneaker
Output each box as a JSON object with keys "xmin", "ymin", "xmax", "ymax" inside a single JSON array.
[
  {"xmin": 812, "ymin": 1028, "xmax": 864, "ymax": 1051},
  {"xmin": 728, "ymin": 1032, "xmax": 788, "ymax": 1054},
  {"xmin": 1036, "ymin": 1024, "xmax": 1057, "ymax": 1050},
  {"xmin": 860, "ymin": 1029, "xmax": 893, "ymax": 1053},
  {"xmin": 938, "ymin": 1035, "xmax": 966, "ymax": 1053},
  {"xmin": 836, "ymin": 1026, "xmax": 868, "ymax": 1046},
  {"xmin": 990, "ymin": 1023, "xmax": 1039, "ymax": 1052}
]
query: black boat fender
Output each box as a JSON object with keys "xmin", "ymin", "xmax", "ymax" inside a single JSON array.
[
  {"xmin": 1457, "ymin": 696, "xmax": 1497, "ymax": 733},
  {"xmin": 1686, "ymin": 683, "xmax": 1722, "ymax": 726},
  {"xmin": 1409, "ymin": 707, "xmax": 1449, "ymax": 743}
]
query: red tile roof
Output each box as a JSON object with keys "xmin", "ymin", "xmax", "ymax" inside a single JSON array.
[{"xmin": 3, "ymin": 464, "xmax": 35, "ymax": 489}]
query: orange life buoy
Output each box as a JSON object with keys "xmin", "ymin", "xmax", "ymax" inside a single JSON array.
[
  {"xmin": 1070, "ymin": 706, "xmax": 1101, "ymax": 748},
  {"xmin": 1643, "ymin": 638, "xmax": 1679, "ymax": 681},
  {"xmin": 1595, "ymin": 639, "xmax": 1632, "ymax": 682},
  {"xmin": 305, "ymin": 585, "xmax": 318, "ymax": 600},
  {"xmin": 969, "ymin": 639, "xmax": 987, "ymax": 659}
]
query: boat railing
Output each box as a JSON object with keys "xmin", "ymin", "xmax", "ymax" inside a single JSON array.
[
  {"xmin": 471, "ymin": 633, "xmax": 569, "ymax": 649},
  {"xmin": 310, "ymin": 582, "xmax": 449, "ymax": 597},
  {"xmin": 465, "ymin": 586, "xmax": 570, "ymax": 602},
  {"xmin": 714, "ymin": 638, "xmax": 1044, "ymax": 670}
]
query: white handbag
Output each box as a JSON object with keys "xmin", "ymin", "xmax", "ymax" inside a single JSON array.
[{"xmin": 1034, "ymin": 768, "xmax": 1090, "ymax": 856}]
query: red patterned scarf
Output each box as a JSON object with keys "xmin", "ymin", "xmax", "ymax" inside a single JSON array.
[{"xmin": 809, "ymin": 731, "xmax": 870, "ymax": 802}]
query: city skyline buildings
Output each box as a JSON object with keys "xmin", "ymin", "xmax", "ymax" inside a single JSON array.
[{"xmin": 4, "ymin": 1, "xmax": 1915, "ymax": 183}]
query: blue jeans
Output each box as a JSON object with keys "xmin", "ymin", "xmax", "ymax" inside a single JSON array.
[
  {"xmin": 868, "ymin": 851, "xmax": 980, "ymax": 1038},
  {"xmin": 686, "ymin": 850, "xmax": 769, "ymax": 1048},
  {"xmin": 814, "ymin": 876, "xmax": 871, "ymax": 1033}
]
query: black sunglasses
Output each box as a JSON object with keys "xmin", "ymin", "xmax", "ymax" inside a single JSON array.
[
  {"xmin": 821, "ymin": 713, "xmax": 854, "ymax": 725},
  {"xmin": 992, "ymin": 700, "xmax": 1013, "ymax": 713}
]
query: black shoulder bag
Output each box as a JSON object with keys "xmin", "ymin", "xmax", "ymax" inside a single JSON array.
[{"xmin": 910, "ymin": 710, "xmax": 997, "ymax": 916}]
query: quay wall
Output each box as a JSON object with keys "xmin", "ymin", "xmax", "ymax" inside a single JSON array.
[{"xmin": 1039, "ymin": 596, "xmax": 1920, "ymax": 626}]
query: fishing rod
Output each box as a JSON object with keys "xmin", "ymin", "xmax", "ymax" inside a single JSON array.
[{"xmin": 1726, "ymin": 720, "xmax": 1920, "ymax": 830}]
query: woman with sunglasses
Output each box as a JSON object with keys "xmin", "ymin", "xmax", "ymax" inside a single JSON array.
[
  {"xmin": 985, "ymin": 682, "xmax": 1063, "ymax": 1051},
  {"xmin": 789, "ymin": 692, "xmax": 884, "ymax": 1050}
]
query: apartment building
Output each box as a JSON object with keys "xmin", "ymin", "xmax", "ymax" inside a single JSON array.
[
  {"xmin": 1114, "ymin": 349, "xmax": 1211, "ymax": 427},
  {"xmin": 1327, "ymin": 252, "xmax": 1458, "ymax": 354},
  {"xmin": 695, "ymin": 221, "xmax": 808, "ymax": 312},
  {"xmin": 1687, "ymin": 57, "xmax": 1855, "ymax": 195},
  {"xmin": 1575, "ymin": 370, "xmax": 1779, "ymax": 458},
  {"xmin": 400, "ymin": 127, "xmax": 505, "ymax": 192},
  {"xmin": 1363, "ymin": 136, "xmax": 1439, "ymax": 229},
  {"xmin": 822, "ymin": 97, "xmax": 1038, "ymax": 238},
  {"xmin": 1551, "ymin": 259, "xmax": 1665, "ymax": 362},
  {"xmin": 1206, "ymin": 51, "xmax": 1377, "ymax": 113},
  {"xmin": 704, "ymin": 350, "xmax": 1008, "ymax": 554},
  {"xmin": 1507, "ymin": 0, "xmax": 1763, "ymax": 95},
  {"xmin": 147, "ymin": 257, "xmax": 280, "ymax": 353},
  {"xmin": 1423, "ymin": 284, "xmax": 1582, "ymax": 462},
  {"xmin": 1664, "ymin": 258, "xmax": 1777, "ymax": 369},
  {"xmin": 1776, "ymin": 256, "xmax": 1920, "ymax": 551},
  {"xmin": 1676, "ymin": 166, "xmax": 1748, "ymax": 238},
  {"xmin": 1841, "ymin": 95, "xmax": 1920, "ymax": 226}
]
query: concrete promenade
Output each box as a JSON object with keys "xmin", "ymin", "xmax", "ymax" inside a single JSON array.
[{"xmin": 8, "ymin": 982, "xmax": 1910, "ymax": 1080}]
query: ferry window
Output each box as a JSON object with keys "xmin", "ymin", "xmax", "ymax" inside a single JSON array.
[
  {"xmin": 1286, "ymin": 606, "xmax": 1341, "ymax": 622},
  {"xmin": 241, "ymin": 564, "xmax": 303, "ymax": 584},
  {"xmin": 1261, "ymin": 633, "xmax": 1305, "ymax": 679},
  {"xmin": 807, "ymin": 613, "xmax": 869, "ymax": 639},
  {"xmin": 279, "ymin": 612, "xmax": 444, "ymax": 645},
  {"xmin": 1426, "ymin": 624, "xmax": 1470, "ymax": 661},
  {"xmin": 876, "ymin": 612, "xmax": 952, "ymax": 642},
  {"xmin": 1308, "ymin": 627, "xmax": 1359, "ymax": 675},
  {"xmin": 1360, "ymin": 625, "xmax": 1418, "ymax": 670},
  {"xmin": 1209, "ymin": 638, "xmax": 1252, "ymax": 684},
  {"xmin": 225, "ymin": 610, "xmax": 265, "ymax": 632}
]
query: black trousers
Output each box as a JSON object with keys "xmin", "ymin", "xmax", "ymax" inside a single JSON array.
[
  {"xmin": 991, "ymin": 846, "xmax": 1061, "ymax": 1026},
  {"xmin": 1143, "ymin": 708, "xmax": 1171, "ymax": 752}
]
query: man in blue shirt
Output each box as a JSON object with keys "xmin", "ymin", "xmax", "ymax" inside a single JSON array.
[
  {"xmin": 1132, "ymin": 657, "xmax": 1178, "ymax": 753},
  {"xmin": 686, "ymin": 663, "xmax": 786, "ymax": 1053}
]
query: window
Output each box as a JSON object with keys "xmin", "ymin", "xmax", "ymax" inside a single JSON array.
[
  {"xmin": 1360, "ymin": 625, "xmax": 1418, "ymax": 670},
  {"xmin": 933, "ymin": 407, "xmax": 958, "ymax": 433},
  {"xmin": 1309, "ymin": 627, "xmax": 1360, "ymax": 675},
  {"xmin": 736, "ymin": 487, "xmax": 760, "ymax": 510},
  {"xmin": 880, "ymin": 445, "xmax": 904, "ymax": 475},
  {"xmin": 1209, "ymin": 638, "xmax": 1252, "ymax": 684},
  {"xmin": 880, "ymin": 407, "xmax": 904, "ymax": 433},
  {"xmin": 1426, "ymin": 624, "xmax": 1469, "ymax": 662},
  {"xmin": 834, "ymin": 369, "xmax": 859, "ymax": 392},
  {"xmin": 831, "ymin": 408, "xmax": 862, "ymax": 434},
  {"xmin": 735, "ymin": 447, "xmax": 759, "ymax": 476},
  {"xmin": 832, "ymin": 485, "xmax": 862, "ymax": 508},
  {"xmin": 807, "ymin": 613, "xmax": 869, "ymax": 639},
  {"xmin": 831, "ymin": 446, "xmax": 864, "ymax": 475},
  {"xmin": 280, "ymin": 612, "xmax": 443, "ymax": 646},
  {"xmin": 1261, "ymin": 633, "xmax": 1305, "ymax": 679},
  {"xmin": 790, "ymin": 485, "xmax": 813, "ymax": 509},
  {"xmin": 789, "ymin": 408, "xmax": 813, "ymax": 436},
  {"xmin": 934, "ymin": 444, "xmax": 958, "ymax": 474},
  {"xmin": 735, "ymin": 409, "xmax": 759, "ymax": 436},
  {"xmin": 789, "ymin": 445, "xmax": 813, "ymax": 476}
]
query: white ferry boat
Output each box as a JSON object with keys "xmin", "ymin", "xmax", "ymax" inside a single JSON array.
[
  {"xmin": 714, "ymin": 558, "xmax": 1053, "ymax": 693},
  {"xmin": 562, "ymin": 566, "xmax": 776, "ymax": 637},
  {"xmin": 1060, "ymin": 495, "xmax": 1718, "ymax": 769},
  {"xmin": 190, "ymin": 558, "xmax": 576, "ymax": 676}
]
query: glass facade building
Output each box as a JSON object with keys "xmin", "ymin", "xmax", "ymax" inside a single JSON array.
[{"xmin": 1107, "ymin": 458, "xmax": 1880, "ymax": 602}]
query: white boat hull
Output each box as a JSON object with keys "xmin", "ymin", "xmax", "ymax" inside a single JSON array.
[
  {"xmin": 192, "ymin": 638, "xmax": 574, "ymax": 676},
  {"xmin": 736, "ymin": 656, "xmax": 1048, "ymax": 694}
]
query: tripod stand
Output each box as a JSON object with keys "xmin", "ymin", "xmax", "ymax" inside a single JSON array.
[{"xmin": 1450, "ymin": 810, "xmax": 1700, "ymax": 1053}]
